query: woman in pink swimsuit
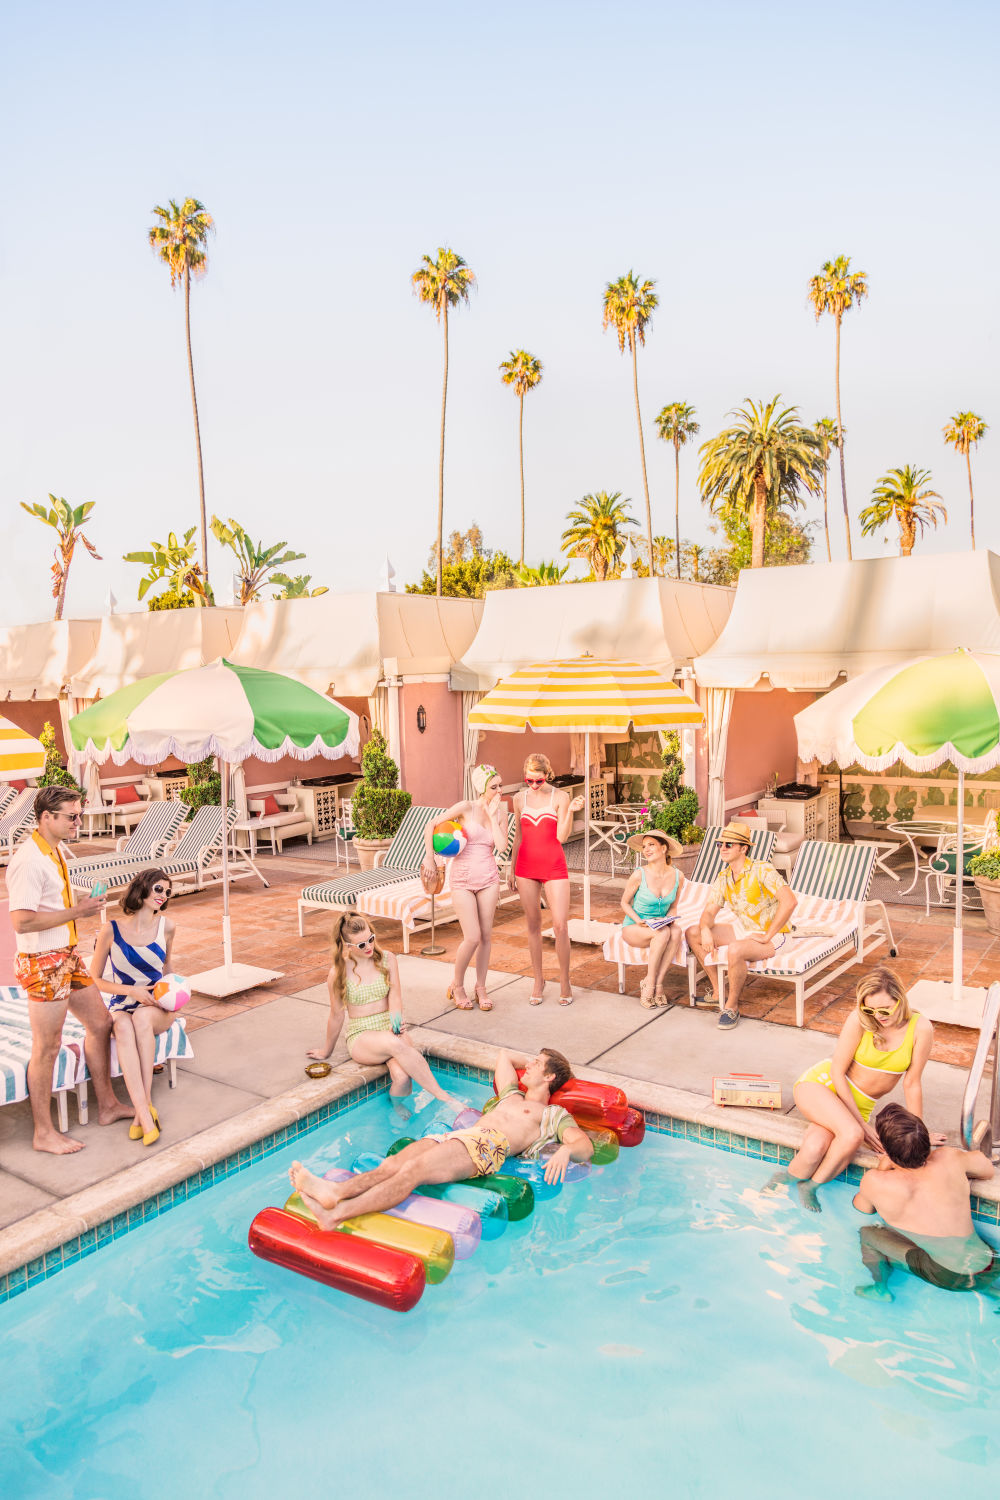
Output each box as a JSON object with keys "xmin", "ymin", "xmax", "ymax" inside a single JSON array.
[
  {"xmin": 422, "ymin": 765, "xmax": 509, "ymax": 1011},
  {"xmin": 511, "ymin": 752, "xmax": 584, "ymax": 1005}
]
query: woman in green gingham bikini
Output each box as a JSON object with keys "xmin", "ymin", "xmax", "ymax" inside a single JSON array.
[{"xmin": 307, "ymin": 912, "xmax": 461, "ymax": 1111}]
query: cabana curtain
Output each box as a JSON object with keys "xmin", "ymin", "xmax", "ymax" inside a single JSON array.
[
  {"xmin": 705, "ymin": 687, "xmax": 734, "ymax": 827},
  {"xmin": 461, "ymin": 690, "xmax": 485, "ymax": 800}
]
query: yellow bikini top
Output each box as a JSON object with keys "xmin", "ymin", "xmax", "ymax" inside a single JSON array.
[{"xmin": 853, "ymin": 1013, "xmax": 920, "ymax": 1075}]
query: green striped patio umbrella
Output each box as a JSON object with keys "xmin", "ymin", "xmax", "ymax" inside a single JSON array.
[
  {"xmin": 69, "ymin": 660, "xmax": 359, "ymax": 994},
  {"xmin": 795, "ymin": 649, "xmax": 1000, "ymax": 1012}
]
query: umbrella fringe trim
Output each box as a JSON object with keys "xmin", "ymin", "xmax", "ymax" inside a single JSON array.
[
  {"xmin": 73, "ymin": 725, "xmax": 360, "ymax": 767},
  {"xmin": 799, "ymin": 740, "xmax": 1000, "ymax": 776}
]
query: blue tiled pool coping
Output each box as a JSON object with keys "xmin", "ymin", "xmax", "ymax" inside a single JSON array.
[{"xmin": 3, "ymin": 1059, "xmax": 997, "ymax": 1306}]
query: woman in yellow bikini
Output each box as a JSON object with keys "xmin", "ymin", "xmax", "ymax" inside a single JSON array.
[
  {"xmin": 783, "ymin": 966, "xmax": 939, "ymax": 1211},
  {"xmin": 307, "ymin": 913, "xmax": 461, "ymax": 1112}
]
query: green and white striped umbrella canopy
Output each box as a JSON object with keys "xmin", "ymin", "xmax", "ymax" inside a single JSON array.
[
  {"xmin": 795, "ymin": 650, "xmax": 1000, "ymax": 774},
  {"xmin": 70, "ymin": 659, "xmax": 359, "ymax": 766}
]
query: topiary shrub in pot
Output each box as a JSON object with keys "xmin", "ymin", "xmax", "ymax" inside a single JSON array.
[
  {"xmin": 352, "ymin": 729, "xmax": 412, "ymax": 870},
  {"xmin": 969, "ymin": 849, "xmax": 1000, "ymax": 936}
]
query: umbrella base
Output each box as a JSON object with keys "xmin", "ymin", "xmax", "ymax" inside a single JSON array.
[
  {"xmin": 189, "ymin": 962, "xmax": 284, "ymax": 998},
  {"xmin": 905, "ymin": 978, "xmax": 989, "ymax": 1029},
  {"xmin": 545, "ymin": 918, "xmax": 616, "ymax": 947}
]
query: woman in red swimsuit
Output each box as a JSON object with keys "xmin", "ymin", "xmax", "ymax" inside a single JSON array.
[{"xmin": 511, "ymin": 752, "xmax": 584, "ymax": 1005}]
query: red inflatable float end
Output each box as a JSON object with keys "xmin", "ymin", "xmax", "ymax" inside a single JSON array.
[
  {"xmin": 506, "ymin": 1068, "xmax": 629, "ymax": 1128},
  {"xmin": 248, "ymin": 1207, "xmax": 426, "ymax": 1312},
  {"xmin": 572, "ymin": 1105, "xmax": 645, "ymax": 1147}
]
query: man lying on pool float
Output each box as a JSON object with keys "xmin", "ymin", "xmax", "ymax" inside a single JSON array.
[
  {"xmin": 289, "ymin": 1047, "xmax": 595, "ymax": 1230},
  {"xmin": 853, "ymin": 1102, "xmax": 999, "ymax": 1303}
]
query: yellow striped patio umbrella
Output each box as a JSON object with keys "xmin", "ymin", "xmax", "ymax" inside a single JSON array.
[
  {"xmin": 469, "ymin": 658, "xmax": 703, "ymax": 933},
  {"xmin": 0, "ymin": 716, "xmax": 45, "ymax": 781}
]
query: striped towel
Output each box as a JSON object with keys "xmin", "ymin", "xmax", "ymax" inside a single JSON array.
[
  {"xmin": 357, "ymin": 867, "xmax": 454, "ymax": 931},
  {"xmin": 0, "ymin": 1025, "xmax": 84, "ymax": 1106}
]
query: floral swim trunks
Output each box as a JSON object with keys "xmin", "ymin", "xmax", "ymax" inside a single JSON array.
[
  {"xmin": 440, "ymin": 1124, "xmax": 510, "ymax": 1178},
  {"xmin": 14, "ymin": 947, "xmax": 92, "ymax": 1004}
]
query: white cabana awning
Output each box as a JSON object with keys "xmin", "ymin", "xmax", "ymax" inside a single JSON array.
[
  {"xmin": 0, "ymin": 618, "xmax": 101, "ymax": 700},
  {"xmin": 228, "ymin": 592, "xmax": 483, "ymax": 696},
  {"xmin": 693, "ymin": 551, "xmax": 1000, "ymax": 691},
  {"xmin": 68, "ymin": 607, "xmax": 244, "ymax": 697},
  {"xmin": 450, "ymin": 577, "xmax": 734, "ymax": 691}
]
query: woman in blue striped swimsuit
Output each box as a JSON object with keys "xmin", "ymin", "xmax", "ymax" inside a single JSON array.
[{"xmin": 89, "ymin": 868, "xmax": 178, "ymax": 1145}]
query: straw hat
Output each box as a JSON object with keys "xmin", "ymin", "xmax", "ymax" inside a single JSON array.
[
  {"xmin": 627, "ymin": 828, "xmax": 683, "ymax": 857},
  {"xmin": 718, "ymin": 820, "xmax": 752, "ymax": 847}
]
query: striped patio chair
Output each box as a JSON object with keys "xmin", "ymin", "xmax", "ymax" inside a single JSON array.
[
  {"xmin": 711, "ymin": 840, "xmax": 898, "ymax": 1027},
  {"xmin": 0, "ymin": 788, "xmax": 38, "ymax": 865},
  {"xmin": 603, "ymin": 825, "xmax": 777, "ymax": 994},
  {"xmin": 298, "ymin": 805, "xmax": 443, "ymax": 935},
  {"xmin": 0, "ymin": 986, "xmax": 88, "ymax": 1130},
  {"xmin": 70, "ymin": 805, "xmax": 239, "ymax": 896},
  {"xmin": 0, "ymin": 786, "xmax": 16, "ymax": 818},
  {"xmin": 67, "ymin": 800, "xmax": 187, "ymax": 891},
  {"xmin": 356, "ymin": 813, "xmax": 518, "ymax": 952}
]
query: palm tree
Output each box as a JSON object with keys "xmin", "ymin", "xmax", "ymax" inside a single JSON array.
[
  {"xmin": 499, "ymin": 350, "xmax": 543, "ymax": 566},
  {"xmin": 148, "ymin": 198, "xmax": 215, "ymax": 587},
  {"xmin": 20, "ymin": 496, "xmax": 102, "ymax": 620},
  {"xmin": 561, "ymin": 492, "xmax": 637, "ymax": 581},
  {"xmin": 412, "ymin": 248, "xmax": 476, "ymax": 595},
  {"xmin": 602, "ymin": 272, "xmax": 659, "ymax": 569},
  {"xmin": 813, "ymin": 417, "xmax": 843, "ymax": 562},
  {"xmin": 698, "ymin": 396, "xmax": 823, "ymax": 569},
  {"xmin": 807, "ymin": 255, "xmax": 868, "ymax": 560},
  {"xmin": 860, "ymin": 466, "xmax": 947, "ymax": 557},
  {"xmin": 655, "ymin": 402, "xmax": 700, "ymax": 578},
  {"xmin": 943, "ymin": 411, "xmax": 988, "ymax": 548},
  {"xmin": 687, "ymin": 542, "xmax": 706, "ymax": 582},
  {"xmin": 515, "ymin": 560, "xmax": 569, "ymax": 586}
]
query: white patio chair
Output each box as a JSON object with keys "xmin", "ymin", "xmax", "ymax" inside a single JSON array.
[{"xmin": 334, "ymin": 798, "xmax": 357, "ymax": 867}]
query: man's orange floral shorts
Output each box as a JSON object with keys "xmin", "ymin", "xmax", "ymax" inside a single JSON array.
[{"xmin": 14, "ymin": 948, "xmax": 92, "ymax": 1004}]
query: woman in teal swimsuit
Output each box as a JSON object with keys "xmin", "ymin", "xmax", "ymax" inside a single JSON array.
[
  {"xmin": 307, "ymin": 912, "xmax": 461, "ymax": 1110},
  {"xmin": 620, "ymin": 830, "xmax": 685, "ymax": 1008}
]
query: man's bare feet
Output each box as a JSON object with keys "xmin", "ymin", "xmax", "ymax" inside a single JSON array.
[
  {"xmin": 289, "ymin": 1160, "xmax": 344, "ymax": 1210},
  {"xmin": 97, "ymin": 1101, "xmax": 135, "ymax": 1126},
  {"xmin": 33, "ymin": 1132, "xmax": 84, "ymax": 1155},
  {"xmin": 298, "ymin": 1185, "xmax": 347, "ymax": 1231}
]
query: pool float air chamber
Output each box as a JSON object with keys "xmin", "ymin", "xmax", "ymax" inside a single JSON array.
[{"xmin": 248, "ymin": 1207, "xmax": 425, "ymax": 1313}]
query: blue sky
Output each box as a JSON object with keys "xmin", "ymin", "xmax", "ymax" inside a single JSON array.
[{"xmin": 2, "ymin": 0, "xmax": 997, "ymax": 622}]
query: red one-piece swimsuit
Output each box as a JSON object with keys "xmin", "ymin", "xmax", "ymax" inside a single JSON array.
[{"xmin": 515, "ymin": 787, "xmax": 568, "ymax": 882}]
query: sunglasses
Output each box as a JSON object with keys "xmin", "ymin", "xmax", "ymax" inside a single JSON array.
[
  {"xmin": 716, "ymin": 840, "xmax": 744, "ymax": 850},
  {"xmin": 524, "ymin": 776, "xmax": 546, "ymax": 786},
  {"xmin": 151, "ymin": 884, "xmax": 172, "ymax": 897},
  {"xmin": 353, "ymin": 934, "xmax": 376, "ymax": 950},
  {"xmin": 61, "ymin": 812, "xmax": 83, "ymax": 822},
  {"xmin": 862, "ymin": 1003, "xmax": 896, "ymax": 1017}
]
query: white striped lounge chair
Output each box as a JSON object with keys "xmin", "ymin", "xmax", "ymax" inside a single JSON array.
[
  {"xmin": 297, "ymin": 805, "xmax": 443, "ymax": 936},
  {"xmin": 0, "ymin": 786, "xmax": 16, "ymax": 818},
  {"xmin": 603, "ymin": 825, "xmax": 777, "ymax": 993},
  {"xmin": 0, "ymin": 788, "xmax": 39, "ymax": 865},
  {"xmin": 0, "ymin": 988, "xmax": 87, "ymax": 1131},
  {"xmin": 356, "ymin": 813, "xmax": 518, "ymax": 952},
  {"xmin": 67, "ymin": 799, "xmax": 187, "ymax": 891},
  {"xmin": 69, "ymin": 805, "xmax": 238, "ymax": 896}
]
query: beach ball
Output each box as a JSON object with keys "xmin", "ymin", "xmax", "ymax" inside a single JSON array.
[
  {"xmin": 153, "ymin": 973, "xmax": 191, "ymax": 1012},
  {"xmin": 432, "ymin": 819, "xmax": 467, "ymax": 858}
]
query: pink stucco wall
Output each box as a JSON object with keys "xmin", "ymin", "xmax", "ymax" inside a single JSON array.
[
  {"xmin": 475, "ymin": 729, "xmax": 575, "ymax": 791},
  {"xmin": 398, "ymin": 681, "xmax": 464, "ymax": 805},
  {"xmin": 724, "ymin": 689, "xmax": 818, "ymax": 807}
]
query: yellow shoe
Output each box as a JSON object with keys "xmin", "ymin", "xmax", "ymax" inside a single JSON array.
[
  {"xmin": 129, "ymin": 1120, "xmax": 143, "ymax": 1141},
  {"xmin": 149, "ymin": 1104, "xmax": 159, "ymax": 1126},
  {"xmin": 142, "ymin": 1124, "xmax": 160, "ymax": 1147}
]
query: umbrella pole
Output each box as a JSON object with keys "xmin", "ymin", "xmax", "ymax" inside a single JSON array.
[
  {"xmin": 221, "ymin": 759, "xmax": 233, "ymax": 971},
  {"xmin": 583, "ymin": 730, "xmax": 591, "ymax": 925},
  {"xmin": 954, "ymin": 768, "xmax": 964, "ymax": 1006}
]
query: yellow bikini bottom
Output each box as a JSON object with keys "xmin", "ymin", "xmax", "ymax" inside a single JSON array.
[{"xmin": 795, "ymin": 1060, "xmax": 877, "ymax": 1122}]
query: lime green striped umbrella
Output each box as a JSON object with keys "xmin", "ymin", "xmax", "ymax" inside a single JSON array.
[{"xmin": 69, "ymin": 658, "xmax": 358, "ymax": 765}]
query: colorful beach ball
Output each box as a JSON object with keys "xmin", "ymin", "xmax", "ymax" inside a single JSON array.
[
  {"xmin": 432, "ymin": 819, "xmax": 467, "ymax": 858},
  {"xmin": 153, "ymin": 973, "xmax": 192, "ymax": 1012}
]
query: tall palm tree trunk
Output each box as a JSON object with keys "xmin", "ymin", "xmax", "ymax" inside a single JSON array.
[
  {"xmin": 518, "ymin": 391, "xmax": 526, "ymax": 567},
  {"xmin": 184, "ymin": 265, "xmax": 209, "ymax": 594},
  {"xmin": 899, "ymin": 514, "xmax": 915, "ymax": 557},
  {"xmin": 436, "ymin": 300, "xmax": 449, "ymax": 597},
  {"xmin": 822, "ymin": 463, "xmax": 832, "ymax": 561},
  {"xmin": 674, "ymin": 441, "xmax": 681, "ymax": 579},
  {"xmin": 966, "ymin": 450, "xmax": 976, "ymax": 549},
  {"xmin": 751, "ymin": 475, "xmax": 767, "ymax": 569},
  {"xmin": 630, "ymin": 339, "xmax": 654, "ymax": 573},
  {"xmin": 834, "ymin": 313, "xmax": 852, "ymax": 561}
]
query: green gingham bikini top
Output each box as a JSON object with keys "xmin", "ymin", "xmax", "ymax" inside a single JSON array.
[{"xmin": 344, "ymin": 969, "xmax": 390, "ymax": 1010}]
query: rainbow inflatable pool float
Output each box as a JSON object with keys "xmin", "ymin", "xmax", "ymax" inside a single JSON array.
[{"xmin": 248, "ymin": 1076, "xmax": 644, "ymax": 1312}]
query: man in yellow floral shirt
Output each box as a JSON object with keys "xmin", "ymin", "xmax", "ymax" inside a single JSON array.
[{"xmin": 685, "ymin": 820, "xmax": 797, "ymax": 1030}]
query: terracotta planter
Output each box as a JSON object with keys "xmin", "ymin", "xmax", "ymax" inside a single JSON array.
[
  {"xmin": 355, "ymin": 836, "xmax": 393, "ymax": 871},
  {"xmin": 673, "ymin": 846, "xmax": 702, "ymax": 879},
  {"xmin": 974, "ymin": 876, "xmax": 1000, "ymax": 936}
]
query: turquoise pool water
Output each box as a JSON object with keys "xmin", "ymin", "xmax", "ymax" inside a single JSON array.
[{"xmin": 5, "ymin": 1078, "xmax": 1000, "ymax": 1499}]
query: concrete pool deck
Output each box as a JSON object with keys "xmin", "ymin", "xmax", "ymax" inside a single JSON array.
[{"xmin": 2, "ymin": 844, "xmax": 999, "ymax": 1280}]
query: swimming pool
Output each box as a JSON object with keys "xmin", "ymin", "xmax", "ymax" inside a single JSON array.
[{"xmin": 5, "ymin": 1075, "xmax": 1000, "ymax": 1499}]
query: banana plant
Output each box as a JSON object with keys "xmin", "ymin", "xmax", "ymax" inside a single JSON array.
[
  {"xmin": 210, "ymin": 516, "xmax": 307, "ymax": 604},
  {"xmin": 271, "ymin": 572, "xmax": 329, "ymax": 599},
  {"xmin": 515, "ymin": 560, "xmax": 569, "ymax": 586},
  {"xmin": 20, "ymin": 496, "xmax": 102, "ymax": 620},
  {"xmin": 123, "ymin": 527, "xmax": 213, "ymax": 607}
]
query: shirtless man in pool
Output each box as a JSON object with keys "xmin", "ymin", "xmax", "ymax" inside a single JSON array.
[{"xmin": 288, "ymin": 1047, "xmax": 594, "ymax": 1229}]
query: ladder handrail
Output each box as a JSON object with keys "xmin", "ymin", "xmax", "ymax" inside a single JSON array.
[{"xmin": 961, "ymin": 981, "xmax": 1000, "ymax": 1152}]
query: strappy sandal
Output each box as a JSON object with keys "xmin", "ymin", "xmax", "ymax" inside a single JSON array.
[
  {"xmin": 529, "ymin": 990, "xmax": 545, "ymax": 1006},
  {"xmin": 475, "ymin": 985, "xmax": 493, "ymax": 1012},
  {"xmin": 447, "ymin": 984, "xmax": 474, "ymax": 1011},
  {"xmin": 558, "ymin": 994, "xmax": 574, "ymax": 1006},
  {"xmin": 639, "ymin": 977, "xmax": 657, "ymax": 1008}
]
